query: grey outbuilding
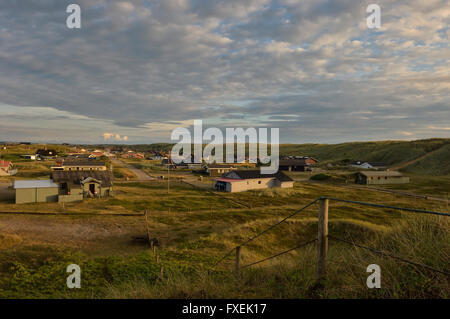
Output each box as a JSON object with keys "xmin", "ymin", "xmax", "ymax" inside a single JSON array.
[{"xmin": 14, "ymin": 180, "xmax": 59, "ymax": 204}]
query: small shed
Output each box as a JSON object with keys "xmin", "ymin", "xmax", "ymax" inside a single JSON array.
[
  {"xmin": 355, "ymin": 171, "xmax": 410, "ymax": 185},
  {"xmin": 14, "ymin": 180, "xmax": 59, "ymax": 204}
]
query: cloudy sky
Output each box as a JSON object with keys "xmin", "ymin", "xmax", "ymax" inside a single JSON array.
[{"xmin": 0, "ymin": 0, "xmax": 449, "ymax": 144}]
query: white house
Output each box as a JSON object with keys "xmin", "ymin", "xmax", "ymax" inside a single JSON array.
[{"xmin": 215, "ymin": 170, "xmax": 294, "ymax": 193}]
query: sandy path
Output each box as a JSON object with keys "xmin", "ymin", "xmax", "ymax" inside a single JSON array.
[{"xmin": 111, "ymin": 158, "xmax": 155, "ymax": 181}]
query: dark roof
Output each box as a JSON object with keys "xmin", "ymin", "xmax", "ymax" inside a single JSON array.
[
  {"xmin": 0, "ymin": 160, "xmax": 12, "ymax": 167},
  {"xmin": 207, "ymin": 164, "xmax": 235, "ymax": 169},
  {"xmin": 61, "ymin": 160, "xmax": 106, "ymax": 166},
  {"xmin": 279, "ymin": 159, "xmax": 308, "ymax": 166},
  {"xmin": 36, "ymin": 149, "xmax": 57, "ymax": 156},
  {"xmin": 51, "ymin": 170, "xmax": 113, "ymax": 187},
  {"xmin": 226, "ymin": 170, "xmax": 293, "ymax": 182},
  {"xmin": 368, "ymin": 162, "xmax": 387, "ymax": 167},
  {"xmin": 358, "ymin": 171, "xmax": 403, "ymax": 177}
]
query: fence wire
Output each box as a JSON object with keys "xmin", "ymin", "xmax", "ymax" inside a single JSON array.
[
  {"xmin": 325, "ymin": 197, "xmax": 450, "ymax": 217},
  {"xmin": 240, "ymin": 239, "xmax": 317, "ymax": 269},
  {"xmin": 209, "ymin": 198, "xmax": 319, "ymax": 271},
  {"xmin": 209, "ymin": 196, "xmax": 449, "ymax": 273}
]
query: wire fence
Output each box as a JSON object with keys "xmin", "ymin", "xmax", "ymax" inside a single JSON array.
[
  {"xmin": 209, "ymin": 198, "xmax": 319, "ymax": 270},
  {"xmin": 325, "ymin": 197, "xmax": 450, "ymax": 217},
  {"xmin": 209, "ymin": 196, "xmax": 449, "ymax": 277},
  {"xmin": 240, "ymin": 239, "xmax": 317, "ymax": 269}
]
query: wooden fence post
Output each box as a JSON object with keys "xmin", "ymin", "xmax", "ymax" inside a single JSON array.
[
  {"xmin": 235, "ymin": 246, "xmax": 241, "ymax": 276},
  {"xmin": 317, "ymin": 198, "xmax": 329, "ymax": 281}
]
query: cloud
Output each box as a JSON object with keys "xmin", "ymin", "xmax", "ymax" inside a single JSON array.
[
  {"xmin": 0, "ymin": 0, "xmax": 448, "ymax": 143},
  {"xmin": 103, "ymin": 133, "xmax": 129, "ymax": 141}
]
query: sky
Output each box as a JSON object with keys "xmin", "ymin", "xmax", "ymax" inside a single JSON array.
[{"xmin": 0, "ymin": 0, "xmax": 449, "ymax": 144}]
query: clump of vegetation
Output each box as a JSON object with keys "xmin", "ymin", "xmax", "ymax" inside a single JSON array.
[
  {"xmin": 103, "ymin": 215, "xmax": 449, "ymax": 299},
  {"xmin": 0, "ymin": 212, "xmax": 447, "ymax": 299},
  {"xmin": 310, "ymin": 173, "xmax": 332, "ymax": 181}
]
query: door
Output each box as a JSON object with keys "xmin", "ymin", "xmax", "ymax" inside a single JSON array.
[{"xmin": 89, "ymin": 183, "xmax": 96, "ymax": 195}]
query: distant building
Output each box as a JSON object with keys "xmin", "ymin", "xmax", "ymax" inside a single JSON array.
[
  {"xmin": 279, "ymin": 159, "xmax": 312, "ymax": 172},
  {"xmin": 51, "ymin": 170, "xmax": 114, "ymax": 201},
  {"xmin": 20, "ymin": 154, "xmax": 37, "ymax": 160},
  {"xmin": 150, "ymin": 153, "xmax": 166, "ymax": 160},
  {"xmin": 14, "ymin": 171, "xmax": 114, "ymax": 204},
  {"xmin": 205, "ymin": 164, "xmax": 236, "ymax": 176},
  {"xmin": 51, "ymin": 159, "xmax": 107, "ymax": 171},
  {"xmin": 14, "ymin": 180, "xmax": 60, "ymax": 204},
  {"xmin": 128, "ymin": 152, "xmax": 145, "ymax": 159},
  {"xmin": 354, "ymin": 171, "xmax": 409, "ymax": 185},
  {"xmin": 215, "ymin": 170, "xmax": 294, "ymax": 193},
  {"xmin": 36, "ymin": 149, "xmax": 58, "ymax": 159},
  {"xmin": 0, "ymin": 160, "xmax": 17, "ymax": 176},
  {"xmin": 281, "ymin": 156, "xmax": 318, "ymax": 166},
  {"xmin": 350, "ymin": 161, "xmax": 387, "ymax": 170},
  {"xmin": 89, "ymin": 151, "xmax": 104, "ymax": 158}
]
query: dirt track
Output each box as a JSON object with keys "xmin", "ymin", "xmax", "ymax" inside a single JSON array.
[
  {"xmin": 0, "ymin": 213, "xmax": 150, "ymax": 255},
  {"xmin": 111, "ymin": 158, "xmax": 155, "ymax": 181}
]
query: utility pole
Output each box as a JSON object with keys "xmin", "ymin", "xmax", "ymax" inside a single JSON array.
[{"xmin": 167, "ymin": 164, "xmax": 170, "ymax": 193}]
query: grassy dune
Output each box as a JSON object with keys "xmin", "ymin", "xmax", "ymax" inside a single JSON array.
[
  {"xmin": 0, "ymin": 139, "xmax": 449, "ymax": 298},
  {"xmin": 280, "ymin": 138, "xmax": 450, "ymax": 167},
  {"xmin": 105, "ymin": 215, "xmax": 449, "ymax": 299},
  {"xmin": 0, "ymin": 180, "xmax": 448, "ymax": 298},
  {"xmin": 402, "ymin": 143, "xmax": 450, "ymax": 175}
]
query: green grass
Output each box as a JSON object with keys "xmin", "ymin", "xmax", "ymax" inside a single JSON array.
[
  {"xmin": 0, "ymin": 178, "xmax": 448, "ymax": 298},
  {"xmin": 402, "ymin": 143, "xmax": 450, "ymax": 175},
  {"xmin": 1, "ymin": 139, "xmax": 449, "ymax": 298},
  {"xmin": 279, "ymin": 138, "xmax": 450, "ymax": 168}
]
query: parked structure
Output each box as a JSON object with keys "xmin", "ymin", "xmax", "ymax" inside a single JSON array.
[
  {"xmin": 205, "ymin": 164, "xmax": 236, "ymax": 177},
  {"xmin": 51, "ymin": 160, "xmax": 107, "ymax": 171},
  {"xmin": 354, "ymin": 171, "xmax": 409, "ymax": 185},
  {"xmin": 279, "ymin": 159, "xmax": 312, "ymax": 172},
  {"xmin": 0, "ymin": 160, "xmax": 17, "ymax": 176},
  {"xmin": 215, "ymin": 170, "xmax": 294, "ymax": 192}
]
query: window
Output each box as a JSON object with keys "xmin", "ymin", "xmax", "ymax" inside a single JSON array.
[{"xmin": 258, "ymin": 181, "xmax": 261, "ymax": 184}]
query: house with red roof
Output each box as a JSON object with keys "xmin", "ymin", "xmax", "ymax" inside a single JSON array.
[{"xmin": 0, "ymin": 160, "xmax": 17, "ymax": 176}]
